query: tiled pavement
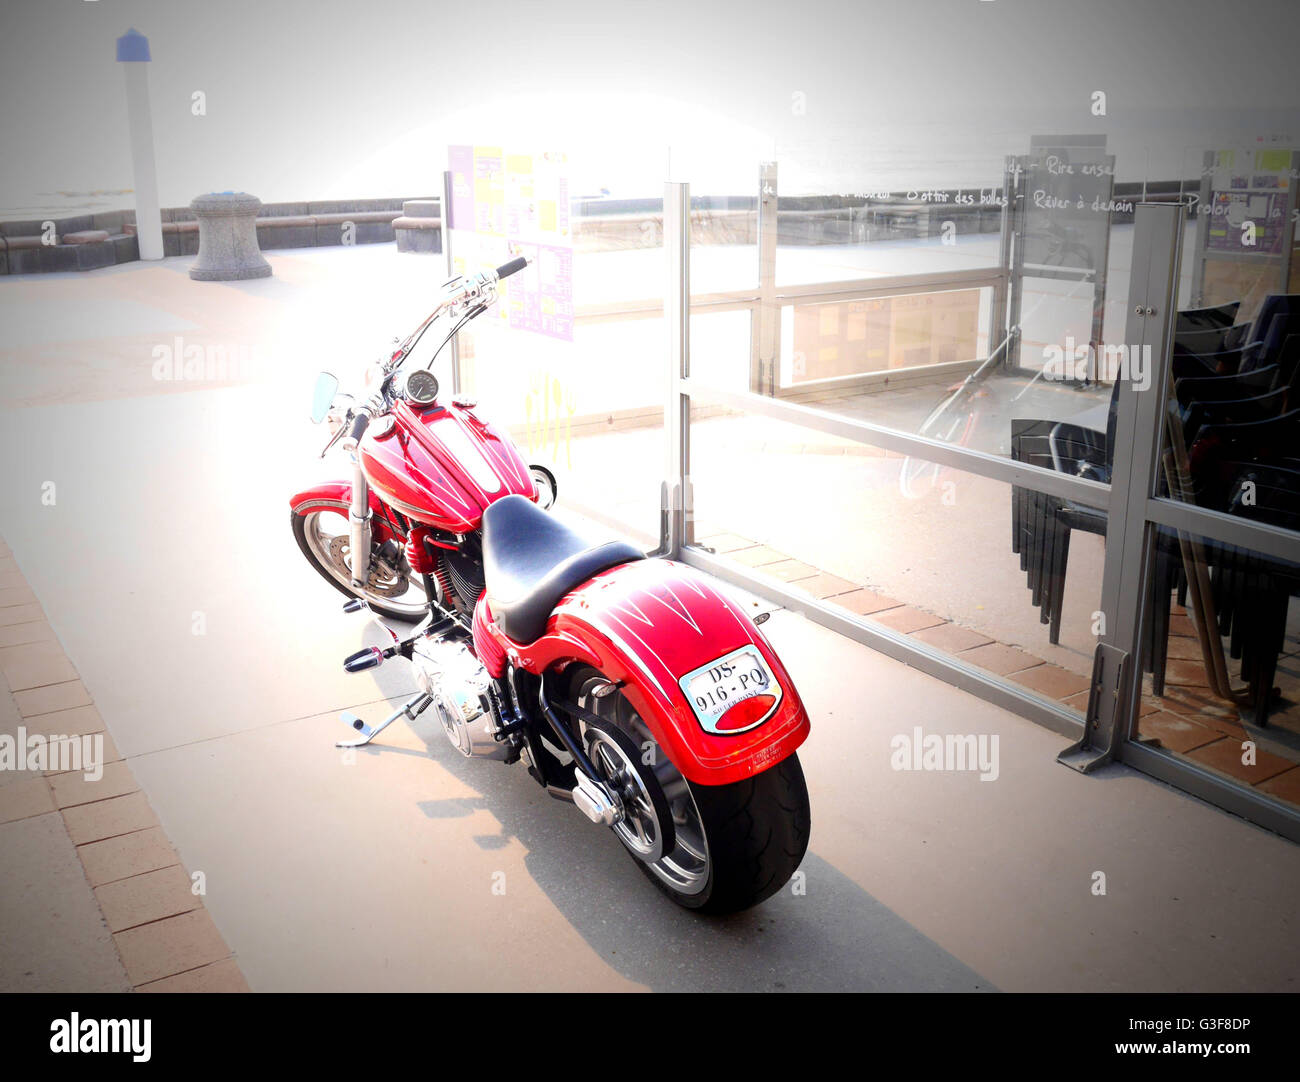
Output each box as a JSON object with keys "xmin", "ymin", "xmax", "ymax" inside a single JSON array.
[
  {"xmin": 697, "ymin": 530, "xmax": 1300, "ymax": 814},
  {"xmin": 0, "ymin": 536, "xmax": 248, "ymax": 993}
]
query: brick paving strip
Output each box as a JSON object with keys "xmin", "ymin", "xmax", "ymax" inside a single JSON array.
[{"xmin": 0, "ymin": 536, "xmax": 248, "ymax": 992}]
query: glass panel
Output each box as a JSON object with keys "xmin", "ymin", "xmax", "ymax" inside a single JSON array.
[
  {"xmin": 688, "ymin": 403, "xmax": 1105, "ymax": 716},
  {"xmin": 1135, "ymin": 526, "xmax": 1300, "ymax": 815},
  {"xmin": 673, "ymin": 153, "xmax": 759, "ymax": 295},
  {"xmin": 689, "ymin": 192, "xmax": 757, "ymax": 294},
  {"xmin": 461, "ymin": 307, "xmax": 745, "ymax": 548},
  {"xmin": 1175, "ymin": 143, "xmax": 1300, "ymax": 326},
  {"xmin": 695, "ymin": 133, "xmax": 1159, "ymax": 463},
  {"xmin": 450, "ymin": 156, "xmax": 672, "ymax": 545},
  {"xmin": 773, "ymin": 144, "xmax": 1011, "ymax": 288},
  {"xmin": 779, "ymin": 288, "xmax": 992, "ymax": 388},
  {"xmin": 1161, "ymin": 295, "xmax": 1300, "ymax": 506},
  {"xmin": 1162, "ymin": 138, "xmax": 1300, "ymax": 510}
]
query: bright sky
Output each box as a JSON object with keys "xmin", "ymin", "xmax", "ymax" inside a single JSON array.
[{"xmin": 1, "ymin": 0, "xmax": 1297, "ymax": 212}]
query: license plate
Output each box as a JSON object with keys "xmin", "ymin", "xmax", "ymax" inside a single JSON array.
[{"xmin": 679, "ymin": 646, "xmax": 782, "ymax": 734}]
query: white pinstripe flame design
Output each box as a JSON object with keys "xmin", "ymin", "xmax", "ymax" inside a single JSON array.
[
  {"xmin": 580, "ymin": 565, "xmax": 761, "ymax": 695},
  {"xmin": 366, "ymin": 410, "xmax": 530, "ymax": 524}
]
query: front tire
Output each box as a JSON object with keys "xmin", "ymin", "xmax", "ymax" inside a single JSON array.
[
  {"xmin": 571, "ymin": 667, "xmax": 811, "ymax": 914},
  {"xmin": 291, "ymin": 502, "xmax": 433, "ymax": 622}
]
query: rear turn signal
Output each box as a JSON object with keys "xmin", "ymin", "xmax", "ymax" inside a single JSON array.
[{"xmin": 715, "ymin": 694, "xmax": 777, "ymax": 732}]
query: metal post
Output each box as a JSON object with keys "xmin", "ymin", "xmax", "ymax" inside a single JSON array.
[
  {"xmin": 1059, "ymin": 202, "xmax": 1182, "ymax": 773},
  {"xmin": 989, "ymin": 156, "xmax": 1015, "ymax": 366},
  {"xmin": 662, "ymin": 181, "xmax": 692, "ymax": 557},
  {"xmin": 442, "ymin": 169, "xmax": 462, "ymax": 395},
  {"xmin": 752, "ymin": 161, "xmax": 779, "ymax": 395},
  {"xmin": 116, "ymin": 30, "xmax": 163, "ymax": 261},
  {"xmin": 1281, "ymin": 149, "xmax": 1300, "ymax": 294},
  {"xmin": 1088, "ymin": 153, "xmax": 1116, "ymax": 385},
  {"xmin": 1004, "ymin": 156, "xmax": 1026, "ymax": 370},
  {"xmin": 1190, "ymin": 150, "xmax": 1212, "ymax": 308}
]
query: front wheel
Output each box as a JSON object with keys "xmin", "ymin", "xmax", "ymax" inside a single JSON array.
[
  {"xmin": 291, "ymin": 501, "xmax": 434, "ymax": 622},
  {"xmin": 572, "ymin": 668, "xmax": 811, "ymax": 914}
]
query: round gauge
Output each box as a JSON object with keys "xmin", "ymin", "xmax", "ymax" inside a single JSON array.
[{"xmin": 403, "ymin": 368, "xmax": 439, "ymax": 404}]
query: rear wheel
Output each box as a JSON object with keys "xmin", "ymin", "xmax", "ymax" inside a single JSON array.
[
  {"xmin": 571, "ymin": 667, "xmax": 811, "ymax": 914},
  {"xmin": 291, "ymin": 501, "xmax": 434, "ymax": 622}
]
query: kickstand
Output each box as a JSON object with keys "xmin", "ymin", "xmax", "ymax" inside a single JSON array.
[{"xmin": 336, "ymin": 692, "xmax": 433, "ymax": 748}]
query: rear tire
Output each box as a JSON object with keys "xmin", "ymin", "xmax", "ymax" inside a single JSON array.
[
  {"xmin": 658, "ymin": 753, "xmax": 811, "ymax": 915},
  {"xmin": 571, "ymin": 666, "xmax": 810, "ymax": 914}
]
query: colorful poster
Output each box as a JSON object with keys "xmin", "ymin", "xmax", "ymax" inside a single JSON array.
[
  {"xmin": 1202, "ymin": 147, "xmax": 1294, "ymax": 256},
  {"xmin": 447, "ymin": 145, "xmax": 574, "ymax": 341}
]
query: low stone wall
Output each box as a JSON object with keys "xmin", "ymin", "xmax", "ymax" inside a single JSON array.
[
  {"xmin": 570, "ymin": 181, "xmax": 1188, "ymax": 251},
  {"xmin": 0, "ymin": 220, "xmax": 138, "ymax": 275},
  {"xmin": 0, "ymin": 196, "xmax": 437, "ymax": 273},
  {"xmin": 0, "ymin": 181, "xmax": 1192, "ymax": 274},
  {"xmin": 159, "ymin": 196, "xmax": 434, "ymax": 256}
]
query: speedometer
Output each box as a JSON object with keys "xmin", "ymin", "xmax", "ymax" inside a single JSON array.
[{"xmin": 402, "ymin": 369, "xmax": 439, "ymax": 404}]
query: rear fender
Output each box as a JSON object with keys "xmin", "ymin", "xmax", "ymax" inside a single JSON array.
[{"xmin": 488, "ymin": 558, "xmax": 810, "ymax": 786}]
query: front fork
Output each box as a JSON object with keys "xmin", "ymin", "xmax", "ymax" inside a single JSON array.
[{"xmin": 348, "ymin": 455, "xmax": 372, "ymax": 590}]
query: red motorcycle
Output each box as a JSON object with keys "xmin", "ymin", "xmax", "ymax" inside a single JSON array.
[{"xmin": 290, "ymin": 257, "xmax": 811, "ymax": 913}]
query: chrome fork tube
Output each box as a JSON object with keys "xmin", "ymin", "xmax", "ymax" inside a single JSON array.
[{"xmin": 348, "ymin": 456, "xmax": 372, "ymax": 589}]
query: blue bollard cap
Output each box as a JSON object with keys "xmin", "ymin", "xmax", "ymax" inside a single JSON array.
[{"xmin": 116, "ymin": 29, "xmax": 151, "ymax": 62}]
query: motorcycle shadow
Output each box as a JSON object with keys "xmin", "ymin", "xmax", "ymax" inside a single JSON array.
[{"xmin": 358, "ymin": 706, "xmax": 993, "ymax": 993}]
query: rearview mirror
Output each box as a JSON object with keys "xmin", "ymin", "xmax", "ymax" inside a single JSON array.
[{"xmin": 311, "ymin": 372, "xmax": 339, "ymax": 423}]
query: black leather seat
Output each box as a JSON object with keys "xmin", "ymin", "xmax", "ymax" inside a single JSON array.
[{"xmin": 481, "ymin": 495, "xmax": 643, "ymax": 643}]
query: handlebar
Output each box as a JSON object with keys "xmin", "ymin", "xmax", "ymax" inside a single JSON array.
[
  {"xmin": 323, "ymin": 256, "xmax": 530, "ymax": 457},
  {"xmin": 495, "ymin": 256, "xmax": 527, "ymax": 281}
]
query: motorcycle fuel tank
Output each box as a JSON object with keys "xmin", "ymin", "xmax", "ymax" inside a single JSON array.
[{"xmin": 358, "ymin": 399, "xmax": 535, "ymax": 532}]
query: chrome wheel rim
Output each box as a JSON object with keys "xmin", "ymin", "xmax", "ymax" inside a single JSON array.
[
  {"xmin": 586, "ymin": 728, "xmax": 666, "ymax": 863},
  {"xmin": 530, "ymin": 466, "xmax": 557, "ymax": 510},
  {"xmin": 577, "ymin": 676, "xmax": 710, "ymax": 896},
  {"xmin": 302, "ymin": 507, "xmax": 429, "ymax": 619}
]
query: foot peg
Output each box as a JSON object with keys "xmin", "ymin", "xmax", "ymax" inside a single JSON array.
[{"xmin": 335, "ymin": 692, "xmax": 432, "ymax": 748}]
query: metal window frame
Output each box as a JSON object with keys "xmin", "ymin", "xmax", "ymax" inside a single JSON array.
[
  {"xmin": 660, "ymin": 182, "xmax": 1300, "ymax": 843},
  {"xmin": 1058, "ymin": 202, "xmax": 1182, "ymax": 774}
]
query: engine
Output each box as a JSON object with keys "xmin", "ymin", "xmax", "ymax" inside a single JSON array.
[{"xmin": 410, "ymin": 638, "xmax": 512, "ymax": 760}]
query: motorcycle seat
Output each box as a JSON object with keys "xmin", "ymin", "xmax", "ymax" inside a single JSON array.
[{"xmin": 481, "ymin": 494, "xmax": 644, "ymax": 643}]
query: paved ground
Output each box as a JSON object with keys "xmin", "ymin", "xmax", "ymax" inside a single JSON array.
[
  {"xmin": 0, "ymin": 539, "xmax": 247, "ymax": 991},
  {"xmin": 1, "ymin": 246, "xmax": 1298, "ymax": 991}
]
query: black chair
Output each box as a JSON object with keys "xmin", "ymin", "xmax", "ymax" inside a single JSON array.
[
  {"xmin": 1174, "ymin": 366, "xmax": 1279, "ymax": 409},
  {"xmin": 1174, "ymin": 324, "xmax": 1252, "ymax": 357},
  {"xmin": 1271, "ymin": 334, "xmax": 1300, "ymax": 408},
  {"xmin": 1010, "ymin": 411, "xmax": 1182, "ymax": 692},
  {"xmin": 1181, "ymin": 386, "xmax": 1289, "ymax": 445},
  {"xmin": 1172, "ymin": 344, "xmax": 1252, "ymax": 380},
  {"xmin": 1236, "ymin": 294, "xmax": 1300, "ymax": 374},
  {"xmin": 1208, "ymin": 462, "xmax": 1300, "ymax": 724},
  {"xmin": 1176, "ymin": 302, "xmax": 1239, "ymax": 332},
  {"xmin": 1187, "ymin": 409, "xmax": 1300, "ymax": 511},
  {"xmin": 1010, "ymin": 422, "xmax": 1063, "ymax": 628}
]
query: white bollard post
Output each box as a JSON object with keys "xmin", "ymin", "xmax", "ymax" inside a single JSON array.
[{"xmin": 116, "ymin": 29, "xmax": 164, "ymax": 261}]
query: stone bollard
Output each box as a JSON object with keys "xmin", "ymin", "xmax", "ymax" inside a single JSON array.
[
  {"xmin": 188, "ymin": 191, "xmax": 272, "ymax": 280},
  {"xmin": 393, "ymin": 198, "xmax": 442, "ymax": 254}
]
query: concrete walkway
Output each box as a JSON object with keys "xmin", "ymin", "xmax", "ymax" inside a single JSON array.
[{"xmin": 1, "ymin": 250, "xmax": 1297, "ymax": 991}]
